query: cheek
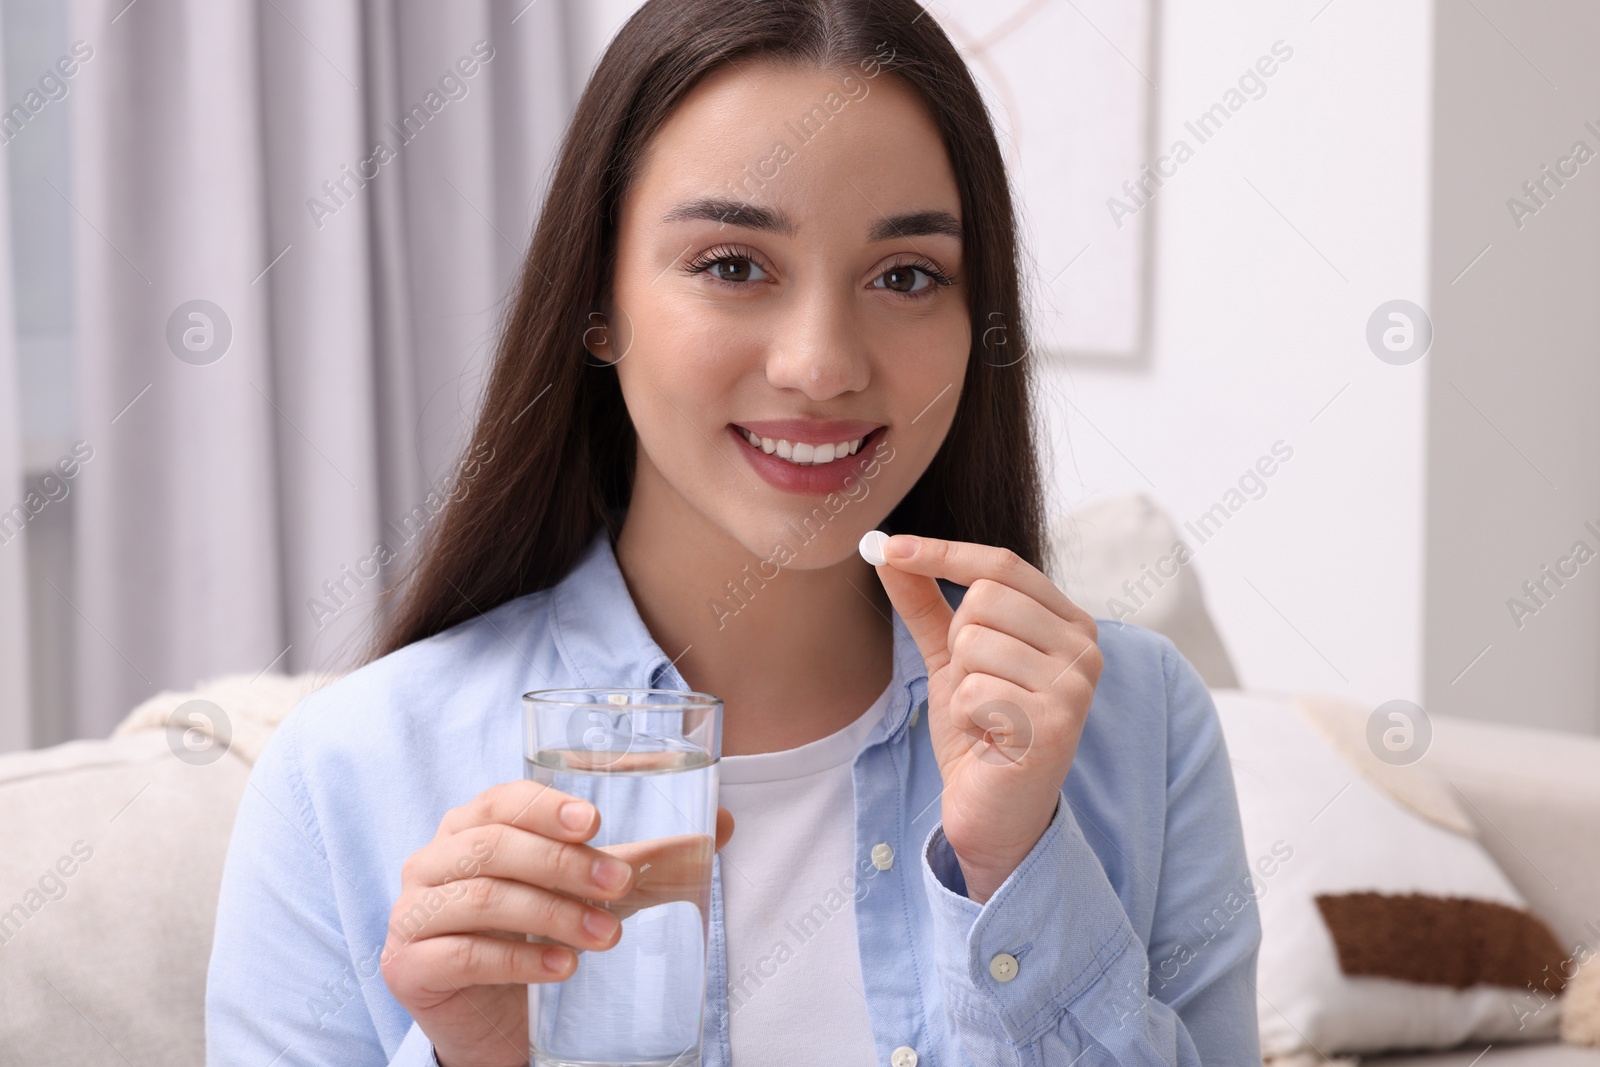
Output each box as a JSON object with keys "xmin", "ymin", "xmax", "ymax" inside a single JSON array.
[
  {"xmin": 626, "ymin": 304, "xmax": 747, "ymax": 393},
  {"xmin": 611, "ymin": 303, "xmax": 747, "ymax": 450},
  {"xmin": 875, "ymin": 291, "xmax": 968, "ymax": 356},
  {"xmin": 880, "ymin": 312, "xmax": 967, "ymax": 459},
  {"xmin": 883, "ymin": 309, "xmax": 968, "ymax": 405},
  {"xmin": 619, "ymin": 272, "xmax": 752, "ymax": 377}
]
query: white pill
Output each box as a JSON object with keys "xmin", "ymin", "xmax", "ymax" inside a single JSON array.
[{"xmin": 858, "ymin": 529, "xmax": 889, "ymax": 566}]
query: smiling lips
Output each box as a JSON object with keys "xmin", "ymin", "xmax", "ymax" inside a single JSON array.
[
  {"xmin": 731, "ymin": 419, "xmax": 883, "ymax": 468},
  {"xmin": 727, "ymin": 420, "xmax": 887, "ymax": 496},
  {"xmin": 735, "ymin": 427, "xmax": 863, "ymax": 466}
]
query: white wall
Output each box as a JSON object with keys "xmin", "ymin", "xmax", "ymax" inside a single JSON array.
[{"xmin": 1043, "ymin": 0, "xmax": 1434, "ymax": 708}]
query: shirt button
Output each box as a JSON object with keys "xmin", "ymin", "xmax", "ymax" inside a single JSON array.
[
  {"xmin": 891, "ymin": 1046, "xmax": 918, "ymax": 1067},
  {"xmin": 990, "ymin": 952, "xmax": 1019, "ymax": 982},
  {"xmin": 871, "ymin": 842, "xmax": 894, "ymax": 870}
]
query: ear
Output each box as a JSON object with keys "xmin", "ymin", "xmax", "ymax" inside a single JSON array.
[{"xmin": 581, "ymin": 310, "xmax": 616, "ymax": 365}]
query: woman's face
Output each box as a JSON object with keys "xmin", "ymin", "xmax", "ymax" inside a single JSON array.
[{"xmin": 593, "ymin": 57, "xmax": 969, "ymax": 568}]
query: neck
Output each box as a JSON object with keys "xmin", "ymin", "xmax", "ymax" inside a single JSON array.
[{"xmin": 613, "ymin": 465, "xmax": 895, "ymax": 757}]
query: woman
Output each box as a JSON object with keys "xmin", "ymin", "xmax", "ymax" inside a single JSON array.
[{"xmin": 206, "ymin": 1, "xmax": 1261, "ymax": 1064}]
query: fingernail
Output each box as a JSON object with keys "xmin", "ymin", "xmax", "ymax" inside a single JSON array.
[
  {"xmin": 593, "ymin": 856, "xmax": 631, "ymax": 889},
  {"xmin": 543, "ymin": 946, "xmax": 572, "ymax": 971},
  {"xmin": 559, "ymin": 801, "xmax": 593, "ymax": 831},
  {"xmin": 886, "ymin": 535, "xmax": 919, "ymax": 560},
  {"xmin": 583, "ymin": 908, "xmax": 620, "ymax": 940}
]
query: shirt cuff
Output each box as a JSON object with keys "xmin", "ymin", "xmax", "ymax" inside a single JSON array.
[
  {"xmin": 920, "ymin": 791, "xmax": 1140, "ymax": 1045},
  {"xmin": 390, "ymin": 1020, "xmax": 443, "ymax": 1066}
]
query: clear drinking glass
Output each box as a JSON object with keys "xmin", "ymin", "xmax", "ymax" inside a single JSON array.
[{"xmin": 521, "ymin": 687, "xmax": 723, "ymax": 1067}]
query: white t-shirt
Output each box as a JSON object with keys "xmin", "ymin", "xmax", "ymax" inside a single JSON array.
[{"xmin": 717, "ymin": 682, "xmax": 894, "ymax": 1063}]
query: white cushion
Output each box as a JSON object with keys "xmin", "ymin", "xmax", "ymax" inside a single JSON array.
[
  {"xmin": 0, "ymin": 728, "xmax": 244, "ymax": 1065},
  {"xmin": 1050, "ymin": 492, "xmax": 1241, "ymax": 689},
  {"xmin": 0, "ymin": 672, "xmax": 329, "ymax": 1065},
  {"xmin": 1214, "ymin": 690, "xmax": 1564, "ymax": 1056}
]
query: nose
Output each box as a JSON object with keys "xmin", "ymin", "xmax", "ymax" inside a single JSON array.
[{"xmin": 763, "ymin": 284, "xmax": 870, "ymax": 400}]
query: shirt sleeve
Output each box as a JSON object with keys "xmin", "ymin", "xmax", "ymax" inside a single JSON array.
[
  {"xmin": 205, "ymin": 717, "xmax": 439, "ymax": 1066},
  {"xmin": 917, "ymin": 636, "xmax": 1262, "ymax": 1065}
]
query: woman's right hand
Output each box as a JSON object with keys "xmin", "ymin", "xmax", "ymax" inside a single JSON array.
[{"xmin": 380, "ymin": 780, "xmax": 734, "ymax": 1067}]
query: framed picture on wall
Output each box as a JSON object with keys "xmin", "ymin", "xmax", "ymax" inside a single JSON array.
[{"xmin": 926, "ymin": 0, "xmax": 1158, "ymax": 362}]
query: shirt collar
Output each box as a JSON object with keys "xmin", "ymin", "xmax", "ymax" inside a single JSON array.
[{"xmin": 549, "ymin": 523, "xmax": 933, "ymax": 749}]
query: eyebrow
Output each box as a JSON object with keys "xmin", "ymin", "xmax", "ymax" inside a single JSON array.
[{"xmin": 660, "ymin": 197, "xmax": 962, "ymax": 243}]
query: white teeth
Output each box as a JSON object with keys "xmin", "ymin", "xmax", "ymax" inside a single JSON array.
[{"xmin": 740, "ymin": 428, "xmax": 868, "ymax": 466}]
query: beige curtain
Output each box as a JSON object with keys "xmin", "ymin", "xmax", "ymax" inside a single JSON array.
[
  {"xmin": 66, "ymin": 0, "xmax": 574, "ymax": 736},
  {"xmin": 0, "ymin": 12, "xmax": 27, "ymax": 750}
]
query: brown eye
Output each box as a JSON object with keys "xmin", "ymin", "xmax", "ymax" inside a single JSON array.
[
  {"xmin": 695, "ymin": 256, "xmax": 769, "ymax": 284},
  {"xmin": 882, "ymin": 266, "xmax": 919, "ymax": 292},
  {"xmin": 682, "ymin": 244, "xmax": 771, "ymax": 286},
  {"xmin": 873, "ymin": 264, "xmax": 940, "ymax": 295}
]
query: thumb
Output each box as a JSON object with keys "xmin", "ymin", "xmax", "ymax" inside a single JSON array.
[
  {"xmin": 872, "ymin": 536, "xmax": 955, "ymax": 676},
  {"xmin": 714, "ymin": 806, "xmax": 735, "ymax": 852}
]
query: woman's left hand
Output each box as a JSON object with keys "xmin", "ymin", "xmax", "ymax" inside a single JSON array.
[{"xmin": 870, "ymin": 534, "xmax": 1103, "ymax": 904}]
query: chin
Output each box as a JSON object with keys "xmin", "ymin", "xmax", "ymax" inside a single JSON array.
[{"xmin": 719, "ymin": 503, "xmax": 877, "ymax": 571}]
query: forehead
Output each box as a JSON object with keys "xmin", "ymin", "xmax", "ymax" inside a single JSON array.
[{"xmin": 625, "ymin": 57, "xmax": 960, "ymax": 232}]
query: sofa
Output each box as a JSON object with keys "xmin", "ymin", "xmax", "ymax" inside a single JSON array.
[{"xmin": 2, "ymin": 493, "xmax": 1596, "ymax": 1064}]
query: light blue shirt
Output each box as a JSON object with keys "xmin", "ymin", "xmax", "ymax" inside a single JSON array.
[{"xmin": 206, "ymin": 523, "xmax": 1261, "ymax": 1065}]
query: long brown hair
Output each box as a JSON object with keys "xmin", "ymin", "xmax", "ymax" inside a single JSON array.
[{"xmin": 369, "ymin": 0, "xmax": 1047, "ymax": 660}]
